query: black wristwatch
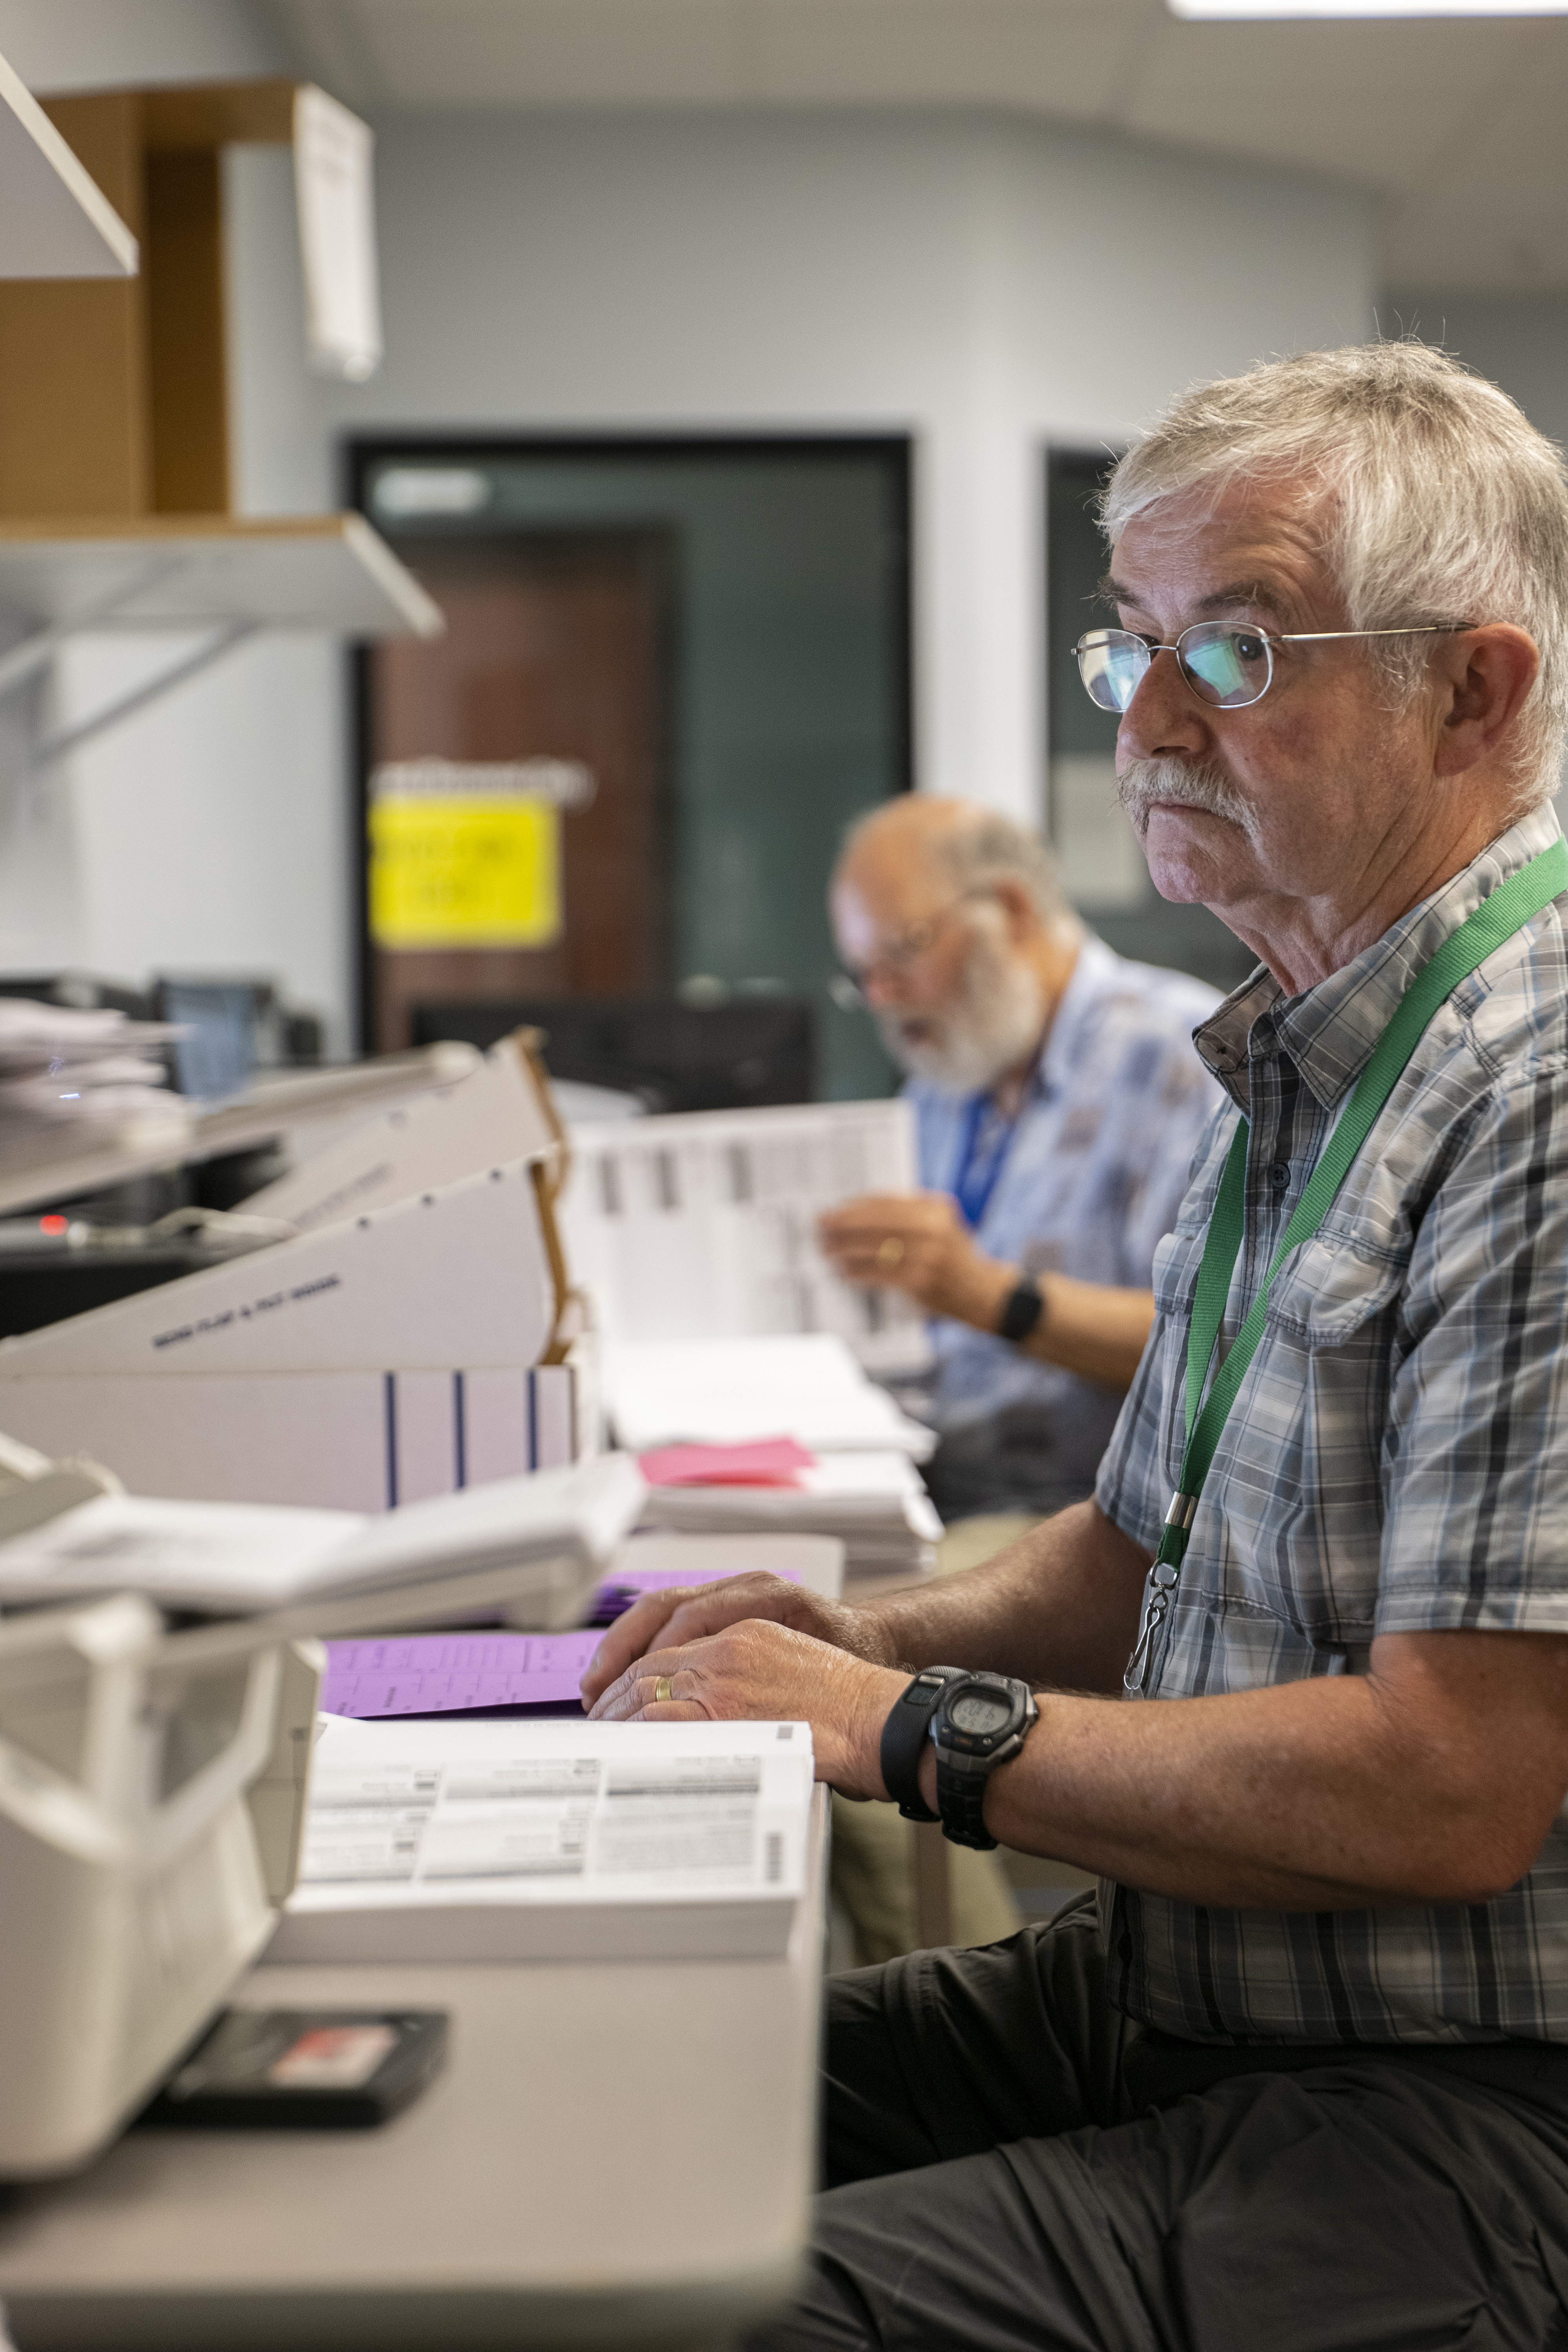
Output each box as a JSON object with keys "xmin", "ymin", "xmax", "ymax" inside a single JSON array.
[
  {"xmin": 997, "ymin": 1276, "xmax": 1045, "ymax": 1345},
  {"xmin": 930, "ymin": 1672, "xmax": 1039, "ymax": 1850},
  {"xmin": 879, "ymin": 1666, "xmax": 967, "ymax": 1822}
]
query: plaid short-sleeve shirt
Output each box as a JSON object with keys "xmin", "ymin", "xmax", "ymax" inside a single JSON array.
[{"xmin": 1095, "ymin": 804, "xmax": 1568, "ymax": 2045}]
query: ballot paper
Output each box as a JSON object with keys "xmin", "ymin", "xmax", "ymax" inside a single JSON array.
[
  {"xmin": 604, "ymin": 1334, "xmax": 934, "ymax": 1459},
  {"xmin": 321, "ymin": 1545, "xmax": 825, "ymax": 1711},
  {"xmin": 271, "ymin": 1715, "xmax": 816, "ymax": 1962},
  {"xmin": 559, "ymin": 1098, "xmax": 933, "ymax": 1377},
  {"xmin": 0, "ymin": 1454, "xmax": 645, "ymax": 1617},
  {"xmin": 323, "ymin": 1629, "xmax": 603, "ymax": 1716}
]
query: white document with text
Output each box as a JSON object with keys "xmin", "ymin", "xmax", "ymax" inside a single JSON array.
[{"xmin": 272, "ymin": 1715, "xmax": 815, "ymax": 1963}]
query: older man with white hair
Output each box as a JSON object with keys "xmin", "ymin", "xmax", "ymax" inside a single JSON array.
[
  {"xmin": 586, "ymin": 343, "xmax": 1568, "ymax": 2347},
  {"xmin": 819, "ymin": 798, "xmax": 1218, "ymax": 1533}
]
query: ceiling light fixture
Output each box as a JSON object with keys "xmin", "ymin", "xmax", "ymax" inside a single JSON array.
[{"xmin": 1169, "ymin": 1, "xmax": 1568, "ymax": 16}]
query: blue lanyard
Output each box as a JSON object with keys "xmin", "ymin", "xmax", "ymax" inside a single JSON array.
[{"xmin": 953, "ymin": 1090, "xmax": 1021, "ymax": 1230}]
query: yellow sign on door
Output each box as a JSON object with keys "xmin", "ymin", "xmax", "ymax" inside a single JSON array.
[{"xmin": 368, "ymin": 796, "xmax": 562, "ymax": 949}]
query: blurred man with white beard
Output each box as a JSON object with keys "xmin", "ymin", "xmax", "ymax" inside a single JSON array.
[{"xmin": 819, "ymin": 797, "xmax": 1219, "ymax": 1530}]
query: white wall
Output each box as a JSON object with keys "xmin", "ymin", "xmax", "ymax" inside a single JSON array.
[
  {"xmin": 317, "ymin": 113, "xmax": 1376, "ymax": 832},
  {"xmin": 0, "ymin": 44, "xmax": 1377, "ymax": 1044}
]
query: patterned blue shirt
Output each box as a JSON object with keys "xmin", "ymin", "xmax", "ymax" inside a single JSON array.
[
  {"xmin": 910, "ymin": 937, "xmax": 1221, "ymax": 1519},
  {"xmin": 1096, "ymin": 804, "xmax": 1568, "ymax": 2044}
]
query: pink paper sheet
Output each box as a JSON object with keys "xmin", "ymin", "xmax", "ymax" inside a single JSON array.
[{"xmin": 639, "ymin": 1436, "xmax": 816, "ymax": 1488}]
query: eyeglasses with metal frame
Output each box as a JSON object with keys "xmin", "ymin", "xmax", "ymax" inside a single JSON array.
[
  {"xmin": 828, "ymin": 889, "xmax": 992, "ymax": 1012},
  {"xmin": 1074, "ymin": 621, "xmax": 1474, "ymax": 715}
]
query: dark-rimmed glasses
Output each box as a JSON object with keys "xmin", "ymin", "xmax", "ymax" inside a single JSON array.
[{"xmin": 1075, "ymin": 622, "xmax": 1472, "ymax": 715}]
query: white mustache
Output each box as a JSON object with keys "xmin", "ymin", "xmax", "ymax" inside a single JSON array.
[{"xmin": 1116, "ymin": 758, "xmax": 1258, "ymax": 840}]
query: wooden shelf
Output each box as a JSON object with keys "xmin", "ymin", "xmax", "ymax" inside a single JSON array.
[
  {"xmin": 0, "ymin": 53, "xmax": 137, "ymax": 279},
  {"xmin": 0, "ymin": 514, "xmax": 443, "ymax": 637}
]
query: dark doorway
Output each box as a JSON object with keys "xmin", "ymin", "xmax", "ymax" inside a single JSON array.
[
  {"xmin": 348, "ymin": 437, "xmax": 913, "ymax": 1097},
  {"xmin": 365, "ymin": 530, "xmax": 671, "ymax": 1054}
]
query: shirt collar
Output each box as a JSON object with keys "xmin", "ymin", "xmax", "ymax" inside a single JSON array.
[{"xmin": 1193, "ymin": 804, "xmax": 1566, "ymax": 1114}]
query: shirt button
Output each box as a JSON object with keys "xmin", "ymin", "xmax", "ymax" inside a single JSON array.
[{"xmin": 1268, "ymin": 1161, "xmax": 1290, "ymax": 1190}]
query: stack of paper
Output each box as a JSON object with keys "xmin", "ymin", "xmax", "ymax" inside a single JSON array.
[
  {"xmin": 270, "ymin": 1715, "xmax": 816, "ymax": 1962},
  {"xmin": 639, "ymin": 1451, "xmax": 940, "ymax": 1584},
  {"xmin": 0, "ymin": 999, "xmax": 189, "ymax": 1172},
  {"xmin": 603, "ymin": 1334, "xmax": 934, "ymax": 1459}
]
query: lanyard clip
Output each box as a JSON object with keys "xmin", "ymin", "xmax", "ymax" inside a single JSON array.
[{"xmin": 1122, "ymin": 1494, "xmax": 1196, "ymax": 1696}]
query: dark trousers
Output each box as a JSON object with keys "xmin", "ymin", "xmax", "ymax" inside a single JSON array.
[{"xmin": 744, "ymin": 1897, "xmax": 1568, "ymax": 2352}]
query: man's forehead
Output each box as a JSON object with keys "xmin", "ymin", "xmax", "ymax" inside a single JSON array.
[{"xmin": 1108, "ymin": 480, "xmax": 1334, "ymax": 625}]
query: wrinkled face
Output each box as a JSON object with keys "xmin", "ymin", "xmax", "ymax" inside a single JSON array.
[
  {"xmin": 829, "ymin": 864, "xmax": 1044, "ymax": 1095},
  {"xmin": 1110, "ymin": 480, "xmax": 1441, "ymax": 924}
]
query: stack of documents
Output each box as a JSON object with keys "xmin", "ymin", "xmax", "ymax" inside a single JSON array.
[
  {"xmin": 600, "ymin": 1336, "xmax": 939, "ymax": 1581},
  {"xmin": 639, "ymin": 1451, "xmax": 940, "ymax": 1584},
  {"xmin": 0, "ymin": 998, "xmax": 189, "ymax": 1169},
  {"xmin": 603, "ymin": 1334, "xmax": 934, "ymax": 1459},
  {"xmin": 271, "ymin": 1715, "xmax": 815, "ymax": 1962}
]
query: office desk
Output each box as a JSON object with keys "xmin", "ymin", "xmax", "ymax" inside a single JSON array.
[{"xmin": 0, "ymin": 1789, "xmax": 827, "ymax": 2352}]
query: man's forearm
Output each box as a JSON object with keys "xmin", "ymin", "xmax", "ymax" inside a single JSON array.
[
  {"xmin": 933, "ymin": 1629, "xmax": 1568, "ymax": 1911},
  {"xmin": 847, "ymin": 1501, "xmax": 1150, "ymax": 1696}
]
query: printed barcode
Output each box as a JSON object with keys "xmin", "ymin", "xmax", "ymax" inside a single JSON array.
[{"xmin": 765, "ymin": 1832, "xmax": 784, "ymax": 1885}]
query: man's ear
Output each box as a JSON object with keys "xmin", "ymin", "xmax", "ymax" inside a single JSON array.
[
  {"xmin": 1431, "ymin": 624, "xmax": 1540, "ymax": 779},
  {"xmin": 988, "ymin": 877, "xmax": 1039, "ymax": 946}
]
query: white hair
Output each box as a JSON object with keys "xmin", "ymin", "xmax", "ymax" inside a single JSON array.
[
  {"xmin": 1101, "ymin": 342, "xmax": 1568, "ymax": 808},
  {"xmin": 929, "ymin": 811, "xmax": 1078, "ymax": 933}
]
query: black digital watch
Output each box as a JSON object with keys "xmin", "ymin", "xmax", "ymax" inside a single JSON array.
[
  {"xmin": 878, "ymin": 1666, "xmax": 967, "ymax": 1822},
  {"xmin": 929, "ymin": 1671, "xmax": 1038, "ymax": 1850}
]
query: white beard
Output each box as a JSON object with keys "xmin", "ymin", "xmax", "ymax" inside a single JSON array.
[{"xmin": 878, "ymin": 918, "xmax": 1047, "ymax": 1097}]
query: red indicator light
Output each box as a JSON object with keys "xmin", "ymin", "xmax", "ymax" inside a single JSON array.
[{"xmin": 38, "ymin": 1216, "xmax": 68, "ymax": 1236}]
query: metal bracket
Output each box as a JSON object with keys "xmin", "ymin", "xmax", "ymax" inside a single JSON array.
[
  {"xmin": 0, "ymin": 556, "xmax": 189, "ymax": 707},
  {"xmin": 28, "ymin": 621, "xmax": 259, "ymax": 772}
]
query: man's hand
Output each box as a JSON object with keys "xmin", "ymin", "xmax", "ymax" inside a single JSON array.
[
  {"xmin": 578, "ymin": 1570, "xmax": 896, "ymax": 1711},
  {"xmin": 817, "ymin": 1190, "xmax": 1014, "ymax": 1327},
  {"xmin": 586, "ymin": 1616, "xmax": 909, "ymax": 1796}
]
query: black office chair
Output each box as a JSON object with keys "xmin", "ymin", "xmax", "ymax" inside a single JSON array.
[{"xmin": 408, "ymin": 995, "xmax": 817, "ymax": 1113}]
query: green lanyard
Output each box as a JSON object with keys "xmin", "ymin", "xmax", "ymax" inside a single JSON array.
[{"xmin": 1123, "ymin": 836, "xmax": 1568, "ymax": 1698}]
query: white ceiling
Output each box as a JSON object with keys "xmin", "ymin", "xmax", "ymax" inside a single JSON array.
[{"xmin": 263, "ymin": 0, "xmax": 1568, "ymax": 296}]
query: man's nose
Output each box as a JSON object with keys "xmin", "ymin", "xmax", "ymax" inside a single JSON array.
[
  {"xmin": 1117, "ymin": 648, "xmax": 1210, "ymax": 764},
  {"xmin": 860, "ymin": 964, "xmax": 908, "ymax": 1013}
]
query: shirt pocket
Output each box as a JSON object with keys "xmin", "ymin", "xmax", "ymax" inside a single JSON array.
[{"xmin": 1259, "ymin": 1230, "xmax": 1412, "ymax": 1349}]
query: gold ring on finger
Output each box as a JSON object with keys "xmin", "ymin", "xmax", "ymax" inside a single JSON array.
[
  {"xmin": 877, "ymin": 1237, "xmax": 904, "ymax": 1270},
  {"xmin": 653, "ymin": 1675, "xmax": 675, "ymax": 1704}
]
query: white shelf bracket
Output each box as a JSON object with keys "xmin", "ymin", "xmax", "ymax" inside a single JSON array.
[
  {"xmin": 28, "ymin": 619, "xmax": 260, "ymax": 773},
  {"xmin": 0, "ymin": 556, "xmax": 190, "ymax": 706}
]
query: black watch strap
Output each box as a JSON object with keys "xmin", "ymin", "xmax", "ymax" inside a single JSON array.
[
  {"xmin": 998, "ymin": 1276, "xmax": 1044, "ymax": 1345},
  {"xmin": 935, "ymin": 1754, "xmax": 999, "ymax": 1850},
  {"xmin": 879, "ymin": 1668, "xmax": 965, "ymax": 1822}
]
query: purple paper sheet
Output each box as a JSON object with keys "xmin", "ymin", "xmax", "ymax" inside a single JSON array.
[
  {"xmin": 322, "ymin": 1561, "xmax": 808, "ymax": 1719},
  {"xmin": 322, "ymin": 1631, "xmax": 602, "ymax": 1719}
]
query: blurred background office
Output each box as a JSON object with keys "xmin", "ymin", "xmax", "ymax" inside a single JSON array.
[{"xmin": 4, "ymin": 0, "xmax": 1563, "ymax": 1092}]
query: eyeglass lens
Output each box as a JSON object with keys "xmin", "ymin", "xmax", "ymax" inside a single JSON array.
[{"xmin": 1077, "ymin": 624, "xmax": 1273, "ymax": 714}]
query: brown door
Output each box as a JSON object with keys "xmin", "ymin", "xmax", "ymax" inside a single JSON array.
[{"xmin": 365, "ymin": 531, "xmax": 671, "ymax": 1053}]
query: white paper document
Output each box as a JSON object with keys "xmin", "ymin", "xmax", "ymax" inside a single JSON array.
[
  {"xmin": 294, "ymin": 85, "xmax": 382, "ymax": 381},
  {"xmin": 560, "ymin": 1098, "xmax": 933, "ymax": 1377},
  {"xmin": 272, "ymin": 1715, "xmax": 816, "ymax": 1962},
  {"xmin": 603, "ymin": 1333, "xmax": 934, "ymax": 1459}
]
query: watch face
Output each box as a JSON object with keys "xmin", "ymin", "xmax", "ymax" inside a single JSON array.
[{"xmin": 949, "ymin": 1691, "xmax": 1013, "ymax": 1737}]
